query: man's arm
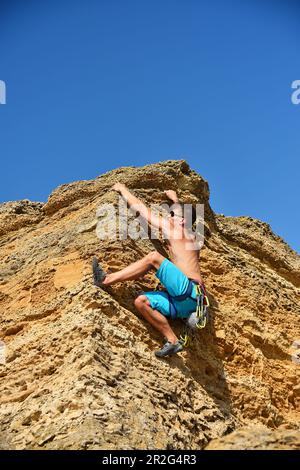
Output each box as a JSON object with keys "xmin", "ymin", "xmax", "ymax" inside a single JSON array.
[{"xmin": 112, "ymin": 183, "xmax": 167, "ymax": 232}]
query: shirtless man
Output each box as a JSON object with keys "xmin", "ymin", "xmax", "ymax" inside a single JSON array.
[{"xmin": 93, "ymin": 183, "xmax": 203, "ymax": 357}]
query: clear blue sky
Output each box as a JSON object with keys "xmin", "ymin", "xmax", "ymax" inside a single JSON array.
[{"xmin": 0, "ymin": 0, "xmax": 299, "ymax": 252}]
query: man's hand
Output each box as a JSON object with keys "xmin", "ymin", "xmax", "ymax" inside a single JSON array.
[
  {"xmin": 164, "ymin": 190, "xmax": 179, "ymax": 203},
  {"xmin": 112, "ymin": 182, "xmax": 126, "ymax": 193}
]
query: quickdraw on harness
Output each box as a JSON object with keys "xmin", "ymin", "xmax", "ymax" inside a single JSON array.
[
  {"xmin": 178, "ymin": 281, "xmax": 210, "ymax": 347},
  {"xmin": 194, "ymin": 283, "xmax": 210, "ymax": 329}
]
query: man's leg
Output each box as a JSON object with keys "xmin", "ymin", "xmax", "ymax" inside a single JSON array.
[
  {"xmin": 134, "ymin": 295, "xmax": 178, "ymax": 344},
  {"xmin": 102, "ymin": 251, "xmax": 165, "ymax": 286}
]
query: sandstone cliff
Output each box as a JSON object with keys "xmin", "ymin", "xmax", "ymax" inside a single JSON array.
[{"xmin": 0, "ymin": 160, "xmax": 299, "ymax": 450}]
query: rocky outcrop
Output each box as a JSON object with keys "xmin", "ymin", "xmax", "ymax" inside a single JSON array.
[
  {"xmin": 0, "ymin": 160, "xmax": 299, "ymax": 449},
  {"xmin": 205, "ymin": 424, "xmax": 300, "ymax": 450}
]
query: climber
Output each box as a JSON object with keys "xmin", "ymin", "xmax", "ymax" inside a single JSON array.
[{"xmin": 93, "ymin": 183, "xmax": 205, "ymax": 357}]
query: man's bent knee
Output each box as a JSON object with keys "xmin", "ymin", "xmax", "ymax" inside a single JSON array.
[
  {"xmin": 134, "ymin": 295, "xmax": 149, "ymax": 310},
  {"xmin": 146, "ymin": 251, "xmax": 165, "ymax": 269}
]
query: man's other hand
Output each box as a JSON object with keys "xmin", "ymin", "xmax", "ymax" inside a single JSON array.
[
  {"xmin": 164, "ymin": 190, "xmax": 178, "ymax": 202},
  {"xmin": 112, "ymin": 183, "xmax": 126, "ymax": 193}
]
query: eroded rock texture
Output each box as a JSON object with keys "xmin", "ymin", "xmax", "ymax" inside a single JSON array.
[
  {"xmin": 0, "ymin": 160, "xmax": 299, "ymax": 450},
  {"xmin": 205, "ymin": 425, "xmax": 300, "ymax": 450}
]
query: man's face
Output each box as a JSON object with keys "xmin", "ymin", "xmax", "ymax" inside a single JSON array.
[{"xmin": 169, "ymin": 205, "xmax": 186, "ymax": 228}]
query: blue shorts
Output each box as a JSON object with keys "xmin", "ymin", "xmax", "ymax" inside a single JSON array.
[{"xmin": 143, "ymin": 259, "xmax": 198, "ymax": 319}]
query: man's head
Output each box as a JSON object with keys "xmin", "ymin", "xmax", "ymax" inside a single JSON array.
[{"xmin": 168, "ymin": 202, "xmax": 197, "ymax": 229}]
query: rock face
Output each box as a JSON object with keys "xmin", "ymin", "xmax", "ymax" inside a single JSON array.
[
  {"xmin": 0, "ymin": 160, "xmax": 299, "ymax": 450},
  {"xmin": 205, "ymin": 425, "xmax": 300, "ymax": 450}
]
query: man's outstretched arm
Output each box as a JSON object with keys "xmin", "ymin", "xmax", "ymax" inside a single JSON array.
[{"xmin": 112, "ymin": 183, "xmax": 167, "ymax": 232}]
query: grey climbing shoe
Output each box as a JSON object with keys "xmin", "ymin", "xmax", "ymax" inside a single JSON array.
[
  {"xmin": 92, "ymin": 257, "xmax": 107, "ymax": 287},
  {"xmin": 155, "ymin": 340, "xmax": 183, "ymax": 358}
]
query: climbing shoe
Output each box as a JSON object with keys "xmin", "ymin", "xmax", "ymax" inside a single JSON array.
[
  {"xmin": 92, "ymin": 256, "xmax": 107, "ymax": 287},
  {"xmin": 155, "ymin": 340, "xmax": 183, "ymax": 358}
]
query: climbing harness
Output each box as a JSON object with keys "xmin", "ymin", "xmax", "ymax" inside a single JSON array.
[{"xmin": 179, "ymin": 281, "xmax": 210, "ymax": 347}]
